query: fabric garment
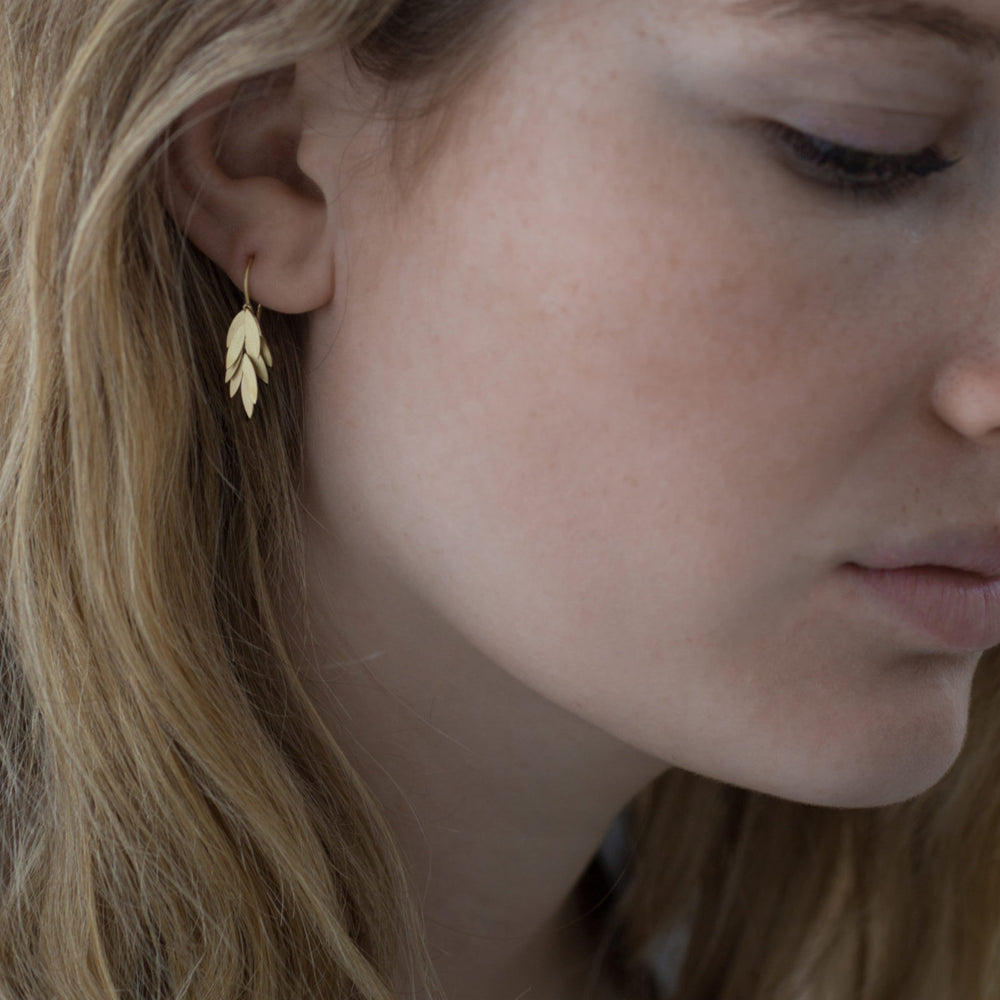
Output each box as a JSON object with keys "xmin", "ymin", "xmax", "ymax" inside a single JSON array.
[{"xmin": 595, "ymin": 813, "xmax": 692, "ymax": 999}]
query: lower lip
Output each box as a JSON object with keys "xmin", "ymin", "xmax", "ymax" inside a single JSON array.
[{"xmin": 844, "ymin": 564, "xmax": 1000, "ymax": 651}]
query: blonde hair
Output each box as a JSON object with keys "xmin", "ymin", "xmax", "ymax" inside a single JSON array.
[{"xmin": 0, "ymin": 2, "xmax": 997, "ymax": 999}]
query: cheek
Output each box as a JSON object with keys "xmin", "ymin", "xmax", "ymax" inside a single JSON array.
[
  {"xmin": 308, "ymin": 183, "xmax": 832, "ymax": 686},
  {"xmin": 359, "ymin": 208, "xmax": 843, "ymax": 598}
]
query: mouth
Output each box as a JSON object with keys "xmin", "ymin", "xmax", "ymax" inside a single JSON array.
[{"xmin": 843, "ymin": 562, "xmax": 1000, "ymax": 652}]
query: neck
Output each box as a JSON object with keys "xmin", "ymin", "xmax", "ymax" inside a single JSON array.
[{"xmin": 299, "ymin": 541, "xmax": 665, "ymax": 1000}]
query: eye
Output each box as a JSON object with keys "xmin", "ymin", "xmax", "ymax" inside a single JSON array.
[{"xmin": 761, "ymin": 121, "xmax": 962, "ymax": 205}]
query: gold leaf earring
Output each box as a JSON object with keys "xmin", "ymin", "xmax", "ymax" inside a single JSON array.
[{"xmin": 225, "ymin": 255, "xmax": 274, "ymax": 419}]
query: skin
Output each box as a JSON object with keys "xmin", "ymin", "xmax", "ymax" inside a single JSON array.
[{"xmin": 165, "ymin": 0, "xmax": 1000, "ymax": 995}]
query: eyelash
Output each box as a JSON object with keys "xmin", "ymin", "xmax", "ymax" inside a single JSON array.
[{"xmin": 763, "ymin": 121, "xmax": 962, "ymax": 206}]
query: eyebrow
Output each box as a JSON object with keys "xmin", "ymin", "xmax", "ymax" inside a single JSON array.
[{"xmin": 729, "ymin": 0, "xmax": 1000, "ymax": 61}]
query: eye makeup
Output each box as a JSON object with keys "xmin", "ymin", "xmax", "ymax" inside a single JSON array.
[{"xmin": 759, "ymin": 120, "xmax": 962, "ymax": 204}]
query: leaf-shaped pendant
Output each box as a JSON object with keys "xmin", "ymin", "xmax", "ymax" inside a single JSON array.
[
  {"xmin": 226, "ymin": 309, "xmax": 258, "ymax": 370},
  {"xmin": 240, "ymin": 354, "xmax": 258, "ymax": 418},
  {"xmin": 225, "ymin": 271, "xmax": 271, "ymax": 418},
  {"xmin": 243, "ymin": 307, "xmax": 262, "ymax": 359}
]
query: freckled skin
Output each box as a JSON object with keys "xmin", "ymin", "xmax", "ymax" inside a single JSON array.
[{"xmin": 298, "ymin": 0, "xmax": 994, "ymax": 814}]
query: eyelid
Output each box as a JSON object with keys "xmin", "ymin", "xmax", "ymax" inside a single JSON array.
[
  {"xmin": 772, "ymin": 103, "xmax": 953, "ymax": 154},
  {"xmin": 761, "ymin": 120, "xmax": 958, "ymax": 167},
  {"xmin": 757, "ymin": 119, "xmax": 962, "ymax": 206},
  {"xmin": 764, "ymin": 119, "xmax": 943, "ymax": 161}
]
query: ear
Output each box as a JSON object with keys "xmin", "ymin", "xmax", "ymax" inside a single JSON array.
[{"xmin": 159, "ymin": 67, "xmax": 337, "ymax": 315}]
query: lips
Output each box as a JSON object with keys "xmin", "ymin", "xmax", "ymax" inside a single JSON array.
[
  {"xmin": 847, "ymin": 531, "xmax": 1000, "ymax": 651},
  {"xmin": 858, "ymin": 531, "xmax": 1000, "ymax": 579}
]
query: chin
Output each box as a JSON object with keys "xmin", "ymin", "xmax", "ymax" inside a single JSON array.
[
  {"xmin": 771, "ymin": 727, "xmax": 968, "ymax": 811},
  {"xmin": 685, "ymin": 706, "xmax": 971, "ymax": 812},
  {"xmin": 777, "ymin": 662, "xmax": 975, "ymax": 810}
]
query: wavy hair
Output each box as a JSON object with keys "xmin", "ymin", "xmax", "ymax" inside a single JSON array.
[{"xmin": 0, "ymin": 2, "xmax": 997, "ymax": 998}]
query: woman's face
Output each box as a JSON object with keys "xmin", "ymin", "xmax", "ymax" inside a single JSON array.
[{"xmin": 298, "ymin": 0, "xmax": 1000, "ymax": 808}]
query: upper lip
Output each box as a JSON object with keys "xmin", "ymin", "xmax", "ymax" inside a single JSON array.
[{"xmin": 853, "ymin": 528, "xmax": 1000, "ymax": 580}]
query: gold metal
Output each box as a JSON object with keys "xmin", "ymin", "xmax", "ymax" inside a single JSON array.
[{"xmin": 224, "ymin": 255, "xmax": 273, "ymax": 418}]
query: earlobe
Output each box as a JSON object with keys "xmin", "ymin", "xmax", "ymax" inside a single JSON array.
[{"xmin": 159, "ymin": 74, "xmax": 337, "ymax": 315}]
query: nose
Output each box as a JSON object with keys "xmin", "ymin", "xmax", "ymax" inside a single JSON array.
[{"xmin": 931, "ymin": 355, "xmax": 1000, "ymax": 440}]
